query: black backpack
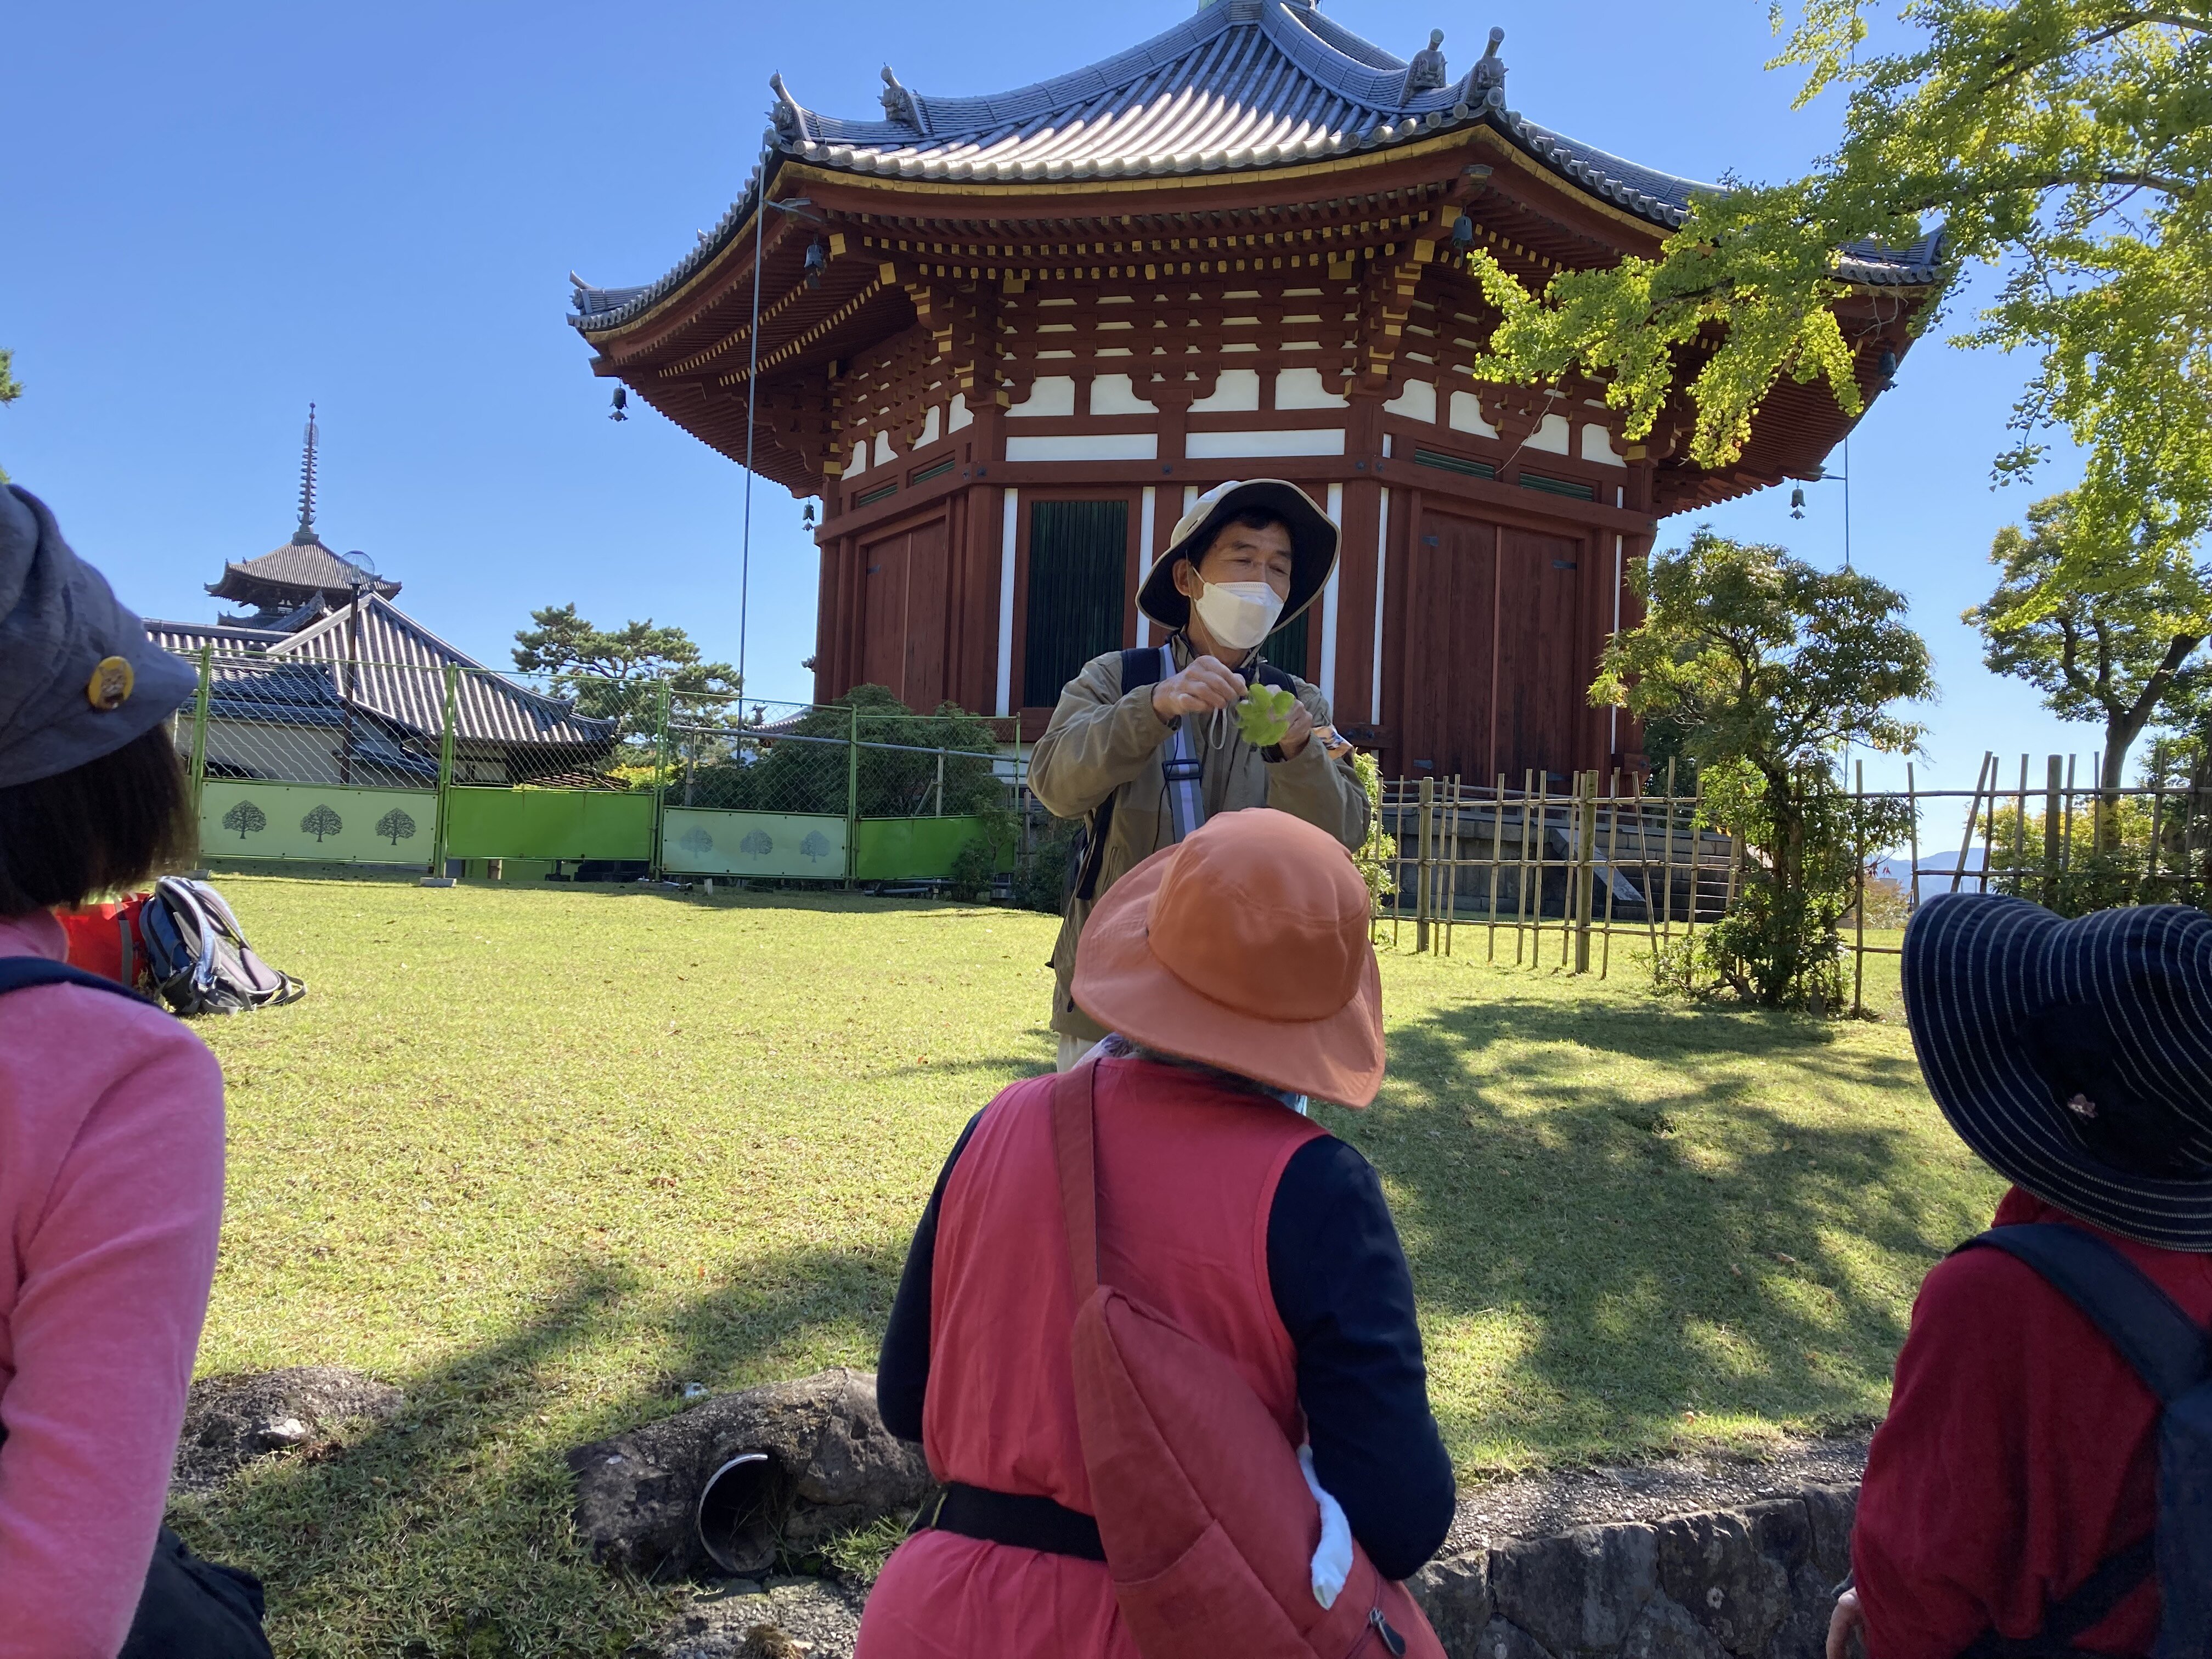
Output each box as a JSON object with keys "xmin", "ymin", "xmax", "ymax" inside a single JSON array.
[
  {"xmin": 1063, "ymin": 646, "xmax": 1300, "ymax": 905},
  {"xmin": 1957, "ymin": 1223, "xmax": 2211, "ymax": 1659},
  {"xmin": 138, "ymin": 878, "xmax": 304, "ymax": 1017}
]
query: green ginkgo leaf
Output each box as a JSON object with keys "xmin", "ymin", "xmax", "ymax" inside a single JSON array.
[{"xmin": 1235, "ymin": 683, "xmax": 1297, "ymax": 748}]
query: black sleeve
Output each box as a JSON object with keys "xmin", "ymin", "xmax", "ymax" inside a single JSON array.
[
  {"xmin": 876, "ymin": 1112, "xmax": 984, "ymax": 1443},
  {"xmin": 1267, "ymin": 1135, "xmax": 1457, "ymax": 1580}
]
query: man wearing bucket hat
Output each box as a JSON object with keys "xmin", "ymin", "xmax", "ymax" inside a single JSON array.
[
  {"xmin": 1825, "ymin": 895, "xmax": 2212, "ymax": 1659},
  {"xmin": 860, "ymin": 808, "xmax": 1454, "ymax": 1657},
  {"xmin": 1029, "ymin": 480, "xmax": 1369, "ymax": 1070},
  {"xmin": 0, "ymin": 486, "xmax": 270, "ymax": 1656}
]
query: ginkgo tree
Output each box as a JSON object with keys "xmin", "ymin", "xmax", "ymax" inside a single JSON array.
[{"xmin": 1463, "ymin": 0, "xmax": 2211, "ymax": 582}]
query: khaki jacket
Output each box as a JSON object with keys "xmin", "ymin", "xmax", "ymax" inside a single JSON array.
[{"xmin": 1029, "ymin": 634, "xmax": 1370, "ymax": 1040}]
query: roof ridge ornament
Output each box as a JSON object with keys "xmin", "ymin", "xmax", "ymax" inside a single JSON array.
[
  {"xmin": 1465, "ymin": 27, "xmax": 1506, "ymax": 110},
  {"xmin": 879, "ymin": 65, "xmax": 926, "ymax": 133},
  {"xmin": 1404, "ymin": 30, "xmax": 1447, "ymax": 99},
  {"xmin": 770, "ymin": 72, "xmax": 804, "ymax": 141}
]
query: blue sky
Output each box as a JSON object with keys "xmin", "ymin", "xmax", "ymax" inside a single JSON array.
[{"xmin": 4, "ymin": 0, "xmax": 2101, "ymax": 827}]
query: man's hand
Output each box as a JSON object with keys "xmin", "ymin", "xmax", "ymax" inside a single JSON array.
[
  {"xmin": 1151, "ymin": 655, "xmax": 1246, "ymax": 720},
  {"xmin": 1278, "ymin": 699, "xmax": 1314, "ymax": 758},
  {"xmin": 1825, "ymin": 1589, "xmax": 1865, "ymax": 1659}
]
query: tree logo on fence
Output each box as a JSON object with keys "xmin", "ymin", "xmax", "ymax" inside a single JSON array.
[
  {"xmin": 375, "ymin": 808, "xmax": 418, "ymax": 845},
  {"xmin": 221, "ymin": 799, "xmax": 267, "ymax": 840},
  {"xmin": 740, "ymin": 830, "xmax": 774, "ymax": 856},
  {"xmin": 676, "ymin": 826, "xmax": 714, "ymax": 856},
  {"xmin": 301, "ymin": 805, "xmax": 345, "ymax": 843},
  {"xmin": 800, "ymin": 830, "xmax": 832, "ymax": 861}
]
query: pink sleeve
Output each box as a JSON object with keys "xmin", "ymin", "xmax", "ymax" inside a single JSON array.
[{"xmin": 0, "ymin": 1030, "xmax": 225, "ymax": 1659}]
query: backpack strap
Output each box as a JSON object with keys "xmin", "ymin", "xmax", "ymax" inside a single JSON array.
[
  {"xmin": 1951, "ymin": 1224, "xmax": 2208, "ymax": 1659},
  {"xmin": 0, "ymin": 957, "xmax": 153, "ymax": 1005},
  {"xmin": 1071, "ymin": 648, "xmax": 1171, "ymax": 904},
  {"xmin": 1962, "ymin": 1224, "xmax": 2212, "ymax": 1404}
]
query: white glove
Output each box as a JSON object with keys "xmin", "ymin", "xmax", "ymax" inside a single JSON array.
[{"xmin": 1299, "ymin": 1444, "xmax": 1353, "ymax": 1610}]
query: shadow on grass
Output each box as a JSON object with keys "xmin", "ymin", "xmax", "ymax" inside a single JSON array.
[
  {"xmin": 1325, "ymin": 993, "xmax": 1987, "ymax": 1469},
  {"xmin": 178, "ymin": 1239, "xmax": 911, "ymax": 1659}
]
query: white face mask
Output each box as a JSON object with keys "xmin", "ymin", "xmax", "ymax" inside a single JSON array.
[{"xmin": 1191, "ymin": 578, "xmax": 1285, "ymax": 651}]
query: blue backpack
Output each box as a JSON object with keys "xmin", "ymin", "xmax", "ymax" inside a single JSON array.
[{"xmin": 1959, "ymin": 1224, "xmax": 2212, "ymax": 1659}]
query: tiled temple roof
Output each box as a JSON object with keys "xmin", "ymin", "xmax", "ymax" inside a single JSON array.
[
  {"xmin": 571, "ymin": 0, "xmax": 1941, "ymax": 334},
  {"xmin": 207, "ymin": 534, "xmax": 402, "ymax": 605}
]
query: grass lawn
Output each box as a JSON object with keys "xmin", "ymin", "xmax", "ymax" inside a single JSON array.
[{"xmin": 173, "ymin": 871, "xmax": 1997, "ymax": 1658}]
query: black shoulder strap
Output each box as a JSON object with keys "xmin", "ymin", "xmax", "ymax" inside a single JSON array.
[
  {"xmin": 0, "ymin": 957, "xmax": 151, "ymax": 1005},
  {"xmin": 1961, "ymin": 1223, "xmax": 2212, "ymax": 1404},
  {"xmin": 1252, "ymin": 662, "xmax": 1297, "ymax": 693},
  {"xmin": 1121, "ymin": 645, "xmax": 1166, "ymax": 691}
]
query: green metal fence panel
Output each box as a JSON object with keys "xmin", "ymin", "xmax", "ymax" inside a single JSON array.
[
  {"xmin": 853, "ymin": 816, "xmax": 994, "ymax": 881},
  {"xmin": 444, "ymin": 788, "xmax": 656, "ymax": 862},
  {"xmin": 199, "ymin": 780, "xmax": 438, "ymax": 865},
  {"xmin": 662, "ymin": 809, "xmax": 849, "ymax": 878}
]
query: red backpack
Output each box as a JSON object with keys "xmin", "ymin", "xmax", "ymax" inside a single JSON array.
[{"xmin": 1053, "ymin": 1061, "xmax": 1446, "ymax": 1659}]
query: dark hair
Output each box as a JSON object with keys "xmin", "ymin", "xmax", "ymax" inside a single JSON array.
[
  {"xmin": 0, "ymin": 724, "xmax": 197, "ymax": 915},
  {"xmin": 2022, "ymin": 1000, "xmax": 2208, "ymax": 1179},
  {"xmin": 1181, "ymin": 509, "xmax": 1293, "ymax": 578}
]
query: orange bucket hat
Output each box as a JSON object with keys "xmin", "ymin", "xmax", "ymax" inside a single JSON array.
[{"xmin": 1071, "ymin": 808, "xmax": 1385, "ymax": 1107}]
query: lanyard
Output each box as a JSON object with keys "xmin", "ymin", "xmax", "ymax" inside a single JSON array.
[{"xmin": 1159, "ymin": 643, "xmax": 1207, "ymax": 845}]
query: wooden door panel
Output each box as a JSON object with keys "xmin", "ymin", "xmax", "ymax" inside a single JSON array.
[
  {"xmin": 1402, "ymin": 510, "xmax": 1498, "ymax": 781},
  {"xmin": 1494, "ymin": 528, "xmax": 1583, "ymax": 780},
  {"xmin": 904, "ymin": 520, "xmax": 949, "ymax": 711},
  {"xmin": 861, "ymin": 530, "xmax": 912, "ymax": 700}
]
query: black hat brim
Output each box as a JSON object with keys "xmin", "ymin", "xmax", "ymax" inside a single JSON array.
[
  {"xmin": 1903, "ymin": 893, "xmax": 2212, "ymax": 1249},
  {"xmin": 1137, "ymin": 480, "xmax": 1339, "ymax": 635}
]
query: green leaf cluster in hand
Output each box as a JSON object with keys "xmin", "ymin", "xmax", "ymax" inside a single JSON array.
[
  {"xmin": 1235, "ymin": 682, "xmax": 1297, "ymax": 748},
  {"xmin": 1465, "ymin": 0, "xmax": 2212, "ymax": 591}
]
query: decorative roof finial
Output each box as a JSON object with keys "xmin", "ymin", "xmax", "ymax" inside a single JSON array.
[
  {"xmin": 770, "ymin": 72, "xmax": 802, "ymax": 139},
  {"xmin": 1405, "ymin": 30, "xmax": 1448, "ymax": 97},
  {"xmin": 292, "ymin": 403, "xmax": 320, "ymax": 546},
  {"xmin": 879, "ymin": 65, "xmax": 923, "ymax": 131},
  {"xmin": 1467, "ymin": 27, "xmax": 1507, "ymax": 109}
]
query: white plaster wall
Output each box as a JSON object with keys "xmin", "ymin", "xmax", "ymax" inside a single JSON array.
[
  {"xmin": 1384, "ymin": 380, "xmax": 1437, "ymax": 422},
  {"xmin": 1188, "ymin": 369, "xmax": 1262, "ymax": 413},
  {"xmin": 1007, "ymin": 376, "xmax": 1077, "ymax": 417}
]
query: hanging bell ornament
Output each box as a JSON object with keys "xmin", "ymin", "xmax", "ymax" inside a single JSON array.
[{"xmin": 610, "ymin": 387, "xmax": 629, "ymax": 422}]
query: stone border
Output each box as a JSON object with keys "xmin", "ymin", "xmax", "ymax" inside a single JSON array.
[{"xmin": 1410, "ymin": 1486, "xmax": 1858, "ymax": 1659}]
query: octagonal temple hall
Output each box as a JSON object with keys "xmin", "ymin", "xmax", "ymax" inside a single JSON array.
[{"xmin": 569, "ymin": 0, "xmax": 1939, "ymax": 782}]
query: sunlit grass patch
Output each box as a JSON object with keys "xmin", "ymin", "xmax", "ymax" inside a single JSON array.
[{"xmin": 178, "ymin": 873, "xmax": 1991, "ymax": 1655}]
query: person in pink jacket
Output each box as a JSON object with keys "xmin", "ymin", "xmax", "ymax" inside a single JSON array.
[{"xmin": 0, "ymin": 483, "xmax": 268, "ymax": 1657}]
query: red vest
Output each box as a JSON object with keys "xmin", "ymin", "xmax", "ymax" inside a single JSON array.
[{"xmin": 858, "ymin": 1056, "xmax": 1324, "ymax": 1658}]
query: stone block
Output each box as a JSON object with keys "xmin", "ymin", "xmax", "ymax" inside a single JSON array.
[
  {"xmin": 1491, "ymin": 1522, "xmax": 1658, "ymax": 1655},
  {"xmin": 1472, "ymin": 1616, "xmax": 1562, "ymax": 1659},
  {"xmin": 1622, "ymin": 1591, "xmax": 1734, "ymax": 1659},
  {"xmin": 1800, "ymin": 1485, "xmax": 1858, "ymax": 1586},
  {"xmin": 1759, "ymin": 1561, "xmax": 1842, "ymax": 1659},
  {"xmin": 1409, "ymin": 1549, "xmax": 1493, "ymax": 1658},
  {"xmin": 568, "ymin": 1369, "xmax": 931, "ymax": 1582},
  {"xmin": 1742, "ymin": 1499, "xmax": 1812, "ymax": 1571},
  {"xmin": 1655, "ymin": 1510, "xmax": 1793, "ymax": 1655}
]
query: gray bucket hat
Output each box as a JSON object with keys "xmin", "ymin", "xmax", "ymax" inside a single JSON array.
[{"xmin": 0, "ymin": 484, "xmax": 199, "ymax": 789}]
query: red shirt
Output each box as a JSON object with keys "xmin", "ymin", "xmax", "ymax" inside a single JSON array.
[{"xmin": 1855, "ymin": 1187, "xmax": 2212, "ymax": 1659}]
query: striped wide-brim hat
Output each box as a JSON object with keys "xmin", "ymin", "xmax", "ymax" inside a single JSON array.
[{"xmin": 1903, "ymin": 894, "xmax": 2212, "ymax": 1249}]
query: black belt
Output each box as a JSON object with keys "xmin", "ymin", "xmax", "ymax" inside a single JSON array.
[{"xmin": 919, "ymin": 1482, "xmax": 1105, "ymax": 1561}]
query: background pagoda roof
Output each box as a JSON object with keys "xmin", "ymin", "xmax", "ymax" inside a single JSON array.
[
  {"xmin": 147, "ymin": 595, "xmax": 617, "ymax": 752},
  {"xmin": 207, "ymin": 534, "xmax": 402, "ymax": 606},
  {"xmin": 571, "ymin": 0, "xmax": 1940, "ymax": 335}
]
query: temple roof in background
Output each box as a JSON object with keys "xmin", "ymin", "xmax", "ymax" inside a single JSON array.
[
  {"xmin": 206, "ymin": 533, "xmax": 402, "ymax": 611},
  {"xmin": 571, "ymin": 0, "xmax": 1941, "ymax": 335}
]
